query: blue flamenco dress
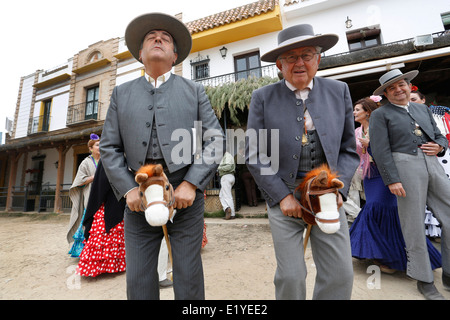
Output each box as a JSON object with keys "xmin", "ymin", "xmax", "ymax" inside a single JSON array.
[
  {"xmin": 68, "ymin": 209, "xmax": 86, "ymax": 257},
  {"xmin": 350, "ymin": 151, "xmax": 441, "ymax": 271}
]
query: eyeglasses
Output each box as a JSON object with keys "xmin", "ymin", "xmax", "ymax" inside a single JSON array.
[{"xmin": 278, "ymin": 52, "xmax": 320, "ymax": 63}]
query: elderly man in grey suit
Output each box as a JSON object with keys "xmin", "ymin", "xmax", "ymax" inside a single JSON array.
[
  {"xmin": 100, "ymin": 13, "xmax": 224, "ymax": 300},
  {"xmin": 370, "ymin": 69, "xmax": 450, "ymax": 300},
  {"xmin": 246, "ymin": 24, "xmax": 359, "ymax": 299}
]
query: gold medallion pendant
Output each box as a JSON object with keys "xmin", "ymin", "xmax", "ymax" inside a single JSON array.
[
  {"xmin": 302, "ymin": 133, "xmax": 309, "ymax": 145},
  {"xmin": 414, "ymin": 128, "xmax": 423, "ymax": 137}
]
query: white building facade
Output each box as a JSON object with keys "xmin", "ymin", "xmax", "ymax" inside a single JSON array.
[{"xmin": 1, "ymin": 0, "xmax": 449, "ymax": 212}]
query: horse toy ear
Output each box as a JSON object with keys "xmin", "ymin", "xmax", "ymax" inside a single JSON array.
[
  {"xmin": 135, "ymin": 172, "xmax": 148, "ymax": 184},
  {"xmin": 135, "ymin": 164, "xmax": 163, "ymax": 184},
  {"xmin": 330, "ymin": 178, "xmax": 344, "ymax": 189},
  {"xmin": 313, "ymin": 170, "xmax": 329, "ymax": 187},
  {"xmin": 153, "ymin": 164, "xmax": 163, "ymax": 176}
]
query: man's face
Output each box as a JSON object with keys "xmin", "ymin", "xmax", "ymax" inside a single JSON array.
[
  {"xmin": 384, "ymin": 79, "xmax": 412, "ymax": 105},
  {"xmin": 276, "ymin": 46, "xmax": 320, "ymax": 90},
  {"xmin": 139, "ymin": 30, "xmax": 178, "ymax": 66}
]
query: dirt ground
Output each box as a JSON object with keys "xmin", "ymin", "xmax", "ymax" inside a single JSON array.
[{"xmin": 0, "ymin": 213, "xmax": 449, "ymax": 300}]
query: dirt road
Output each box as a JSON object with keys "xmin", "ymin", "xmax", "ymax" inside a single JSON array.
[{"xmin": 0, "ymin": 213, "xmax": 448, "ymax": 300}]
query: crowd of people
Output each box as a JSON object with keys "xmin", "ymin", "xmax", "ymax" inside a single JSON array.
[{"xmin": 64, "ymin": 12, "xmax": 450, "ymax": 300}]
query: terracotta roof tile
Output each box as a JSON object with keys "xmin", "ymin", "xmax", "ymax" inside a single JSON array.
[
  {"xmin": 186, "ymin": 0, "xmax": 278, "ymax": 34},
  {"xmin": 283, "ymin": 0, "xmax": 300, "ymax": 6}
]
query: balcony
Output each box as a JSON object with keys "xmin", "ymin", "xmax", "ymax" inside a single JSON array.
[
  {"xmin": 195, "ymin": 64, "xmax": 279, "ymax": 87},
  {"xmin": 67, "ymin": 101, "xmax": 103, "ymax": 126},
  {"xmin": 28, "ymin": 115, "xmax": 51, "ymax": 135}
]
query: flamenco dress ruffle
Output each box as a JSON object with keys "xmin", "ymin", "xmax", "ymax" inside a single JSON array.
[
  {"xmin": 350, "ymin": 168, "xmax": 441, "ymax": 271},
  {"xmin": 425, "ymin": 208, "xmax": 442, "ymax": 238},
  {"xmin": 68, "ymin": 209, "xmax": 86, "ymax": 257},
  {"xmin": 202, "ymin": 221, "xmax": 208, "ymax": 248},
  {"xmin": 77, "ymin": 204, "xmax": 126, "ymax": 277}
]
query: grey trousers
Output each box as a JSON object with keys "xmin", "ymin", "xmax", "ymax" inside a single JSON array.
[
  {"xmin": 267, "ymin": 180, "xmax": 353, "ymax": 300},
  {"xmin": 124, "ymin": 168, "xmax": 205, "ymax": 300},
  {"xmin": 393, "ymin": 149, "xmax": 450, "ymax": 283}
]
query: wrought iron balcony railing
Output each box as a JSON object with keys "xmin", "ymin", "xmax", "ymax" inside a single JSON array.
[
  {"xmin": 195, "ymin": 64, "xmax": 279, "ymax": 87},
  {"xmin": 67, "ymin": 101, "xmax": 102, "ymax": 126},
  {"xmin": 28, "ymin": 115, "xmax": 51, "ymax": 135}
]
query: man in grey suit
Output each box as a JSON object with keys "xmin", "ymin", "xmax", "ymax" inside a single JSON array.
[
  {"xmin": 100, "ymin": 13, "xmax": 224, "ymax": 299},
  {"xmin": 246, "ymin": 24, "xmax": 359, "ymax": 299},
  {"xmin": 370, "ymin": 69, "xmax": 450, "ymax": 300}
]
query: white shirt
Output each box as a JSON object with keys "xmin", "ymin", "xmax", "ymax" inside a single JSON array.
[
  {"xmin": 285, "ymin": 79, "xmax": 315, "ymax": 130},
  {"xmin": 145, "ymin": 71, "xmax": 171, "ymax": 88},
  {"xmin": 392, "ymin": 102, "xmax": 410, "ymax": 112}
]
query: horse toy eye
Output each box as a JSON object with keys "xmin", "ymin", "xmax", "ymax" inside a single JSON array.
[{"xmin": 140, "ymin": 191, "xmax": 144, "ymax": 197}]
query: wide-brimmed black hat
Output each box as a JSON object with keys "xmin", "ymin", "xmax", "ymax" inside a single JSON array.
[
  {"xmin": 125, "ymin": 12, "xmax": 192, "ymax": 65},
  {"xmin": 261, "ymin": 24, "xmax": 338, "ymax": 62},
  {"xmin": 373, "ymin": 69, "xmax": 419, "ymax": 96}
]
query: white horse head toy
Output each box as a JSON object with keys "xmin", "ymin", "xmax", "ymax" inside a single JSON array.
[
  {"xmin": 294, "ymin": 164, "xmax": 344, "ymax": 235},
  {"xmin": 135, "ymin": 164, "xmax": 175, "ymax": 226}
]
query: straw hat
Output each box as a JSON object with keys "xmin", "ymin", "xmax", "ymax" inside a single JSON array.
[
  {"xmin": 261, "ymin": 24, "xmax": 338, "ymax": 62},
  {"xmin": 373, "ymin": 69, "xmax": 419, "ymax": 96},
  {"xmin": 125, "ymin": 12, "xmax": 192, "ymax": 65}
]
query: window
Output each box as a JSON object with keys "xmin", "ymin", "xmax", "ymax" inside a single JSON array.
[
  {"xmin": 85, "ymin": 86, "xmax": 99, "ymax": 120},
  {"xmin": 89, "ymin": 51, "xmax": 103, "ymax": 63},
  {"xmin": 194, "ymin": 62, "xmax": 209, "ymax": 79},
  {"xmin": 28, "ymin": 154, "xmax": 45, "ymax": 196},
  {"xmin": 190, "ymin": 55, "xmax": 210, "ymax": 80},
  {"xmin": 234, "ymin": 51, "xmax": 261, "ymax": 81},
  {"xmin": 40, "ymin": 100, "xmax": 52, "ymax": 132},
  {"xmin": 442, "ymin": 12, "xmax": 450, "ymax": 31},
  {"xmin": 347, "ymin": 27, "xmax": 381, "ymax": 51},
  {"xmin": 30, "ymin": 99, "xmax": 52, "ymax": 134}
]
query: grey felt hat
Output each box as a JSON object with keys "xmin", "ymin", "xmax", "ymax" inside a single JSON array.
[
  {"xmin": 125, "ymin": 12, "xmax": 192, "ymax": 65},
  {"xmin": 373, "ymin": 69, "xmax": 419, "ymax": 96},
  {"xmin": 261, "ymin": 24, "xmax": 338, "ymax": 62}
]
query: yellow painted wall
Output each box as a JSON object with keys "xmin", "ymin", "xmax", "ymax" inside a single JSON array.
[{"xmin": 191, "ymin": 7, "xmax": 282, "ymax": 53}]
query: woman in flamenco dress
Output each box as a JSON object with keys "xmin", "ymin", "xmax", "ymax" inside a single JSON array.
[
  {"xmin": 350, "ymin": 96, "xmax": 441, "ymax": 273},
  {"xmin": 68, "ymin": 134, "xmax": 101, "ymax": 257},
  {"xmin": 77, "ymin": 160, "xmax": 126, "ymax": 277}
]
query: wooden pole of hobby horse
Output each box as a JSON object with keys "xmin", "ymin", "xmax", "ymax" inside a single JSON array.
[
  {"xmin": 162, "ymin": 224, "xmax": 173, "ymax": 280},
  {"xmin": 304, "ymin": 224, "xmax": 312, "ymax": 255}
]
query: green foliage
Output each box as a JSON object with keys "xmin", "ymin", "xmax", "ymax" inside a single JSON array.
[{"xmin": 205, "ymin": 76, "xmax": 278, "ymax": 126}]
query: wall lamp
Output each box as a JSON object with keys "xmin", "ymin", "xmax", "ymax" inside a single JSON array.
[
  {"xmin": 219, "ymin": 46, "xmax": 228, "ymax": 59},
  {"xmin": 345, "ymin": 16, "xmax": 353, "ymax": 29}
]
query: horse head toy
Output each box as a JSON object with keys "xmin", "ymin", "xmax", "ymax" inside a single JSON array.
[
  {"xmin": 135, "ymin": 163, "xmax": 175, "ymax": 278},
  {"xmin": 135, "ymin": 164, "xmax": 175, "ymax": 227},
  {"xmin": 294, "ymin": 164, "xmax": 344, "ymax": 235}
]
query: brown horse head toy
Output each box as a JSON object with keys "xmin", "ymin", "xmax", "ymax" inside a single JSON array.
[
  {"xmin": 294, "ymin": 164, "xmax": 344, "ymax": 234},
  {"xmin": 135, "ymin": 164, "xmax": 175, "ymax": 226}
]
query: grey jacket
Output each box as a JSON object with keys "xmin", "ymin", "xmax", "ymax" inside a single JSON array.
[
  {"xmin": 100, "ymin": 75, "xmax": 225, "ymax": 200},
  {"xmin": 369, "ymin": 101, "xmax": 448, "ymax": 186},
  {"xmin": 246, "ymin": 77, "xmax": 359, "ymax": 207}
]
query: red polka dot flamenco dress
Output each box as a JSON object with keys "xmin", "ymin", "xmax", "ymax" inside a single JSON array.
[{"xmin": 77, "ymin": 204, "xmax": 126, "ymax": 277}]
